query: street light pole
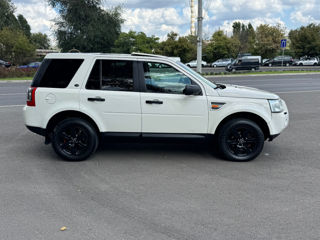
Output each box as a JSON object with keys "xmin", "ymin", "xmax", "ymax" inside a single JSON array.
[{"xmin": 196, "ymin": 0, "xmax": 203, "ymax": 73}]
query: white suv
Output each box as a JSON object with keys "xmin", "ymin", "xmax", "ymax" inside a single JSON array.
[{"xmin": 23, "ymin": 53, "xmax": 289, "ymax": 161}]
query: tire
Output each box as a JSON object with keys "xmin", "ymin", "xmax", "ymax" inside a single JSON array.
[
  {"xmin": 213, "ymin": 65, "xmax": 217, "ymax": 68},
  {"xmin": 251, "ymin": 68, "xmax": 256, "ymax": 71},
  {"xmin": 52, "ymin": 118, "xmax": 99, "ymax": 161},
  {"xmin": 286, "ymin": 63, "xmax": 290, "ymax": 67},
  {"xmin": 232, "ymin": 68, "xmax": 236, "ymax": 72},
  {"xmin": 314, "ymin": 63, "xmax": 317, "ymax": 66},
  {"xmin": 217, "ymin": 118, "xmax": 265, "ymax": 161},
  {"xmin": 299, "ymin": 63, "xmax": 303, "ymax": 66},
  {"xmin": 269, "ymin": 63, "xmax": 272, "ymax": 67}
]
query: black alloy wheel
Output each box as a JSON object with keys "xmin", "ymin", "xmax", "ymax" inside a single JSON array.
[
  {"xmin": 52, "ymin": 118, "xmax": 98, "ymax": 161},
  {"xmin": 218, "ymin": 118, "xmax": 264, "ymax": 161}
]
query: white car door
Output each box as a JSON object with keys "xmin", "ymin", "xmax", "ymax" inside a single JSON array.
[
  {"xmin": 80, "ymin": 59, "xmax": 141, "ymax": 133},
  {"xmin": 139, "ymin": 61, "xmax": 208, "ymax": 134}
]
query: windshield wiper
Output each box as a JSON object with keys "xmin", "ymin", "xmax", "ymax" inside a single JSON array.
[{"xmin": 214, "ymin": 83, "xmax": 226, "ymax": 89}]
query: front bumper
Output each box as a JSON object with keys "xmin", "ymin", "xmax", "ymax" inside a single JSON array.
[{"xmin": 269, "ymin": 100, "xmax": 289, "ymax": 136}]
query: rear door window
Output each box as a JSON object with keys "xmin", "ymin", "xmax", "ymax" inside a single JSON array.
[
  {"xmin": 32, "ymin": 59, "xmax": 84, "ymax": 88},
  {"xmin": 86, "ymin": 60, "xmax": 135, "ymax": 91}
]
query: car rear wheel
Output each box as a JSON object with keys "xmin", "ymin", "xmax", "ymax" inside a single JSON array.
[
  {"xmin": 217, "ymin": 118, "xmax": 265, "ymax": 161},
  {"xmin": 269, "ymin": 63, "xmax": 272, "ymax": 67},
  {"xmin": 52, "ymin": 118, "xmax": 99, "ymax": 161},
  {"xmin": 286, "ymin": 63, "xmax": 290, "ymax": 67},
  {"xmin": 251, "ymin": 67, "xmax": 256, "ymax": 71}
]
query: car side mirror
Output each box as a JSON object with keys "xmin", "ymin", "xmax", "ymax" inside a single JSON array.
[{"xmin": 183, "ymin": 85, "xmax": 202, "ymax": 96}]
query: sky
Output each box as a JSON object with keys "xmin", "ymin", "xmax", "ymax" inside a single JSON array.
[{"xmin": 12, "ymin": 0, "xmax": 320, "ymax": 44}]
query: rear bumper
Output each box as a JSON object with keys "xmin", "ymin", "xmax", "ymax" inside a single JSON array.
[
  {"xmin": 268, "ymin": 134, "xmax": 280, "ymax": 141},
  {"xmin": 26, "ymin": 125, "xmax": 46, "ymax": 136}
]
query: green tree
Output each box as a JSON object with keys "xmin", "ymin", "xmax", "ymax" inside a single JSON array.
[
  {"xmin": 113, "ymin": 31, "xmax": 159, "ymax": 54},
  {"xmin": 232, "ymin": 22, "xmax": 256, "ymax": 54},
  {"xmin": 31, "ymin": 33, "xmax": 51, "ymax": 49},
  {"xmin": 289, "ymin": 24, "xmax": 320, "ymax": 57},
  {"xmin": 0, "ymin": 28, "xmax": 35, "ymax": 64},
  {"xmin": 0, "ymin": 0, "xmax": 19, "ymax": 30},
  {"xmin": 17, "ymin": 14, "xmax": 31, "ymax": 39},
  {"xmin": 205, "ymin": 30, "xmax": 239, "ymax": 62},
  {"xmin": 156, "ymin": 32, "xmax": 197, "ymax": 63},
  {"xmin": 255, "ymin": 24, "xmax": 285, "ymax": 58},
  {"xmin": 47, "ymin": 0, "xmax": 123, "ymax": 52}
]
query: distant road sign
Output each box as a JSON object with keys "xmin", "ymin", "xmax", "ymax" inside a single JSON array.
[{"xmin": 281, "ymin": 39, "xmax": 287, "ymax": 48}]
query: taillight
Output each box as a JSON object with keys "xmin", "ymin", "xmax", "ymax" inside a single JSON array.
[{"xmin": 27, "ymin": 87, "xmax": 37, "ymax": 106}]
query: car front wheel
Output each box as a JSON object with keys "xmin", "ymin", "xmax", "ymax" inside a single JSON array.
[
  {"xmin": 52, "ymin": 118, "xmax": 99, "ymax": 161},
  {"xmin": 217, "ymin": 118, "xmax": 264, "ymax": 161}
]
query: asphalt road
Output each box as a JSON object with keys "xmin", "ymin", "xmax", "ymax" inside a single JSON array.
[
  {"xmin": 209, "ymin": 73, "xmax": 320, "ymax": 93},
  {"xmin": 1, "ymin": 74, "xmax": 320, "ymax": 239}
]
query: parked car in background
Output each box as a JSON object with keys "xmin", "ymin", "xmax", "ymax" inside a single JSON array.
[
  {"xmin": 0, "ymin": 59, "xmax": 11, "ymax": 68},
  {"xmin": 18, "ymin": 62, "xmax": 42, "ymax": 69},
  {"xmin": 263, "ymin": 56, "xmax": 294, "ymax": 66},
  {"xmin": 169, "ymin": 57, "xmax": 181, "ymax": 62},
  {"xmin": 186, "ymin": 60, "xmax": 207, "ymax": 68},
  {"xmin": 293, "ymin": 57, "xmax": 319, "ymax": 66},
  {"xmin": 211, "ymin": 58, "xmax": 233, "ymax": 67},
  {"xmin": 262, "ymin": 59, "xmax": 269, "ymax": 64},
  {"xmin": 241, "ymin": 55, "xmax": 262, "ymax": 64},
  {"xmin": 237, "ymin": 53, "xmax": 252, "ymax": 58},
  {"xmin": 226, "ymin": 58, "xmax": 260, "ymax": 72}
]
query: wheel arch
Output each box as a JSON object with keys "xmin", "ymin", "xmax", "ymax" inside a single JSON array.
[
  {"xmin": 46, "ymin": 110, "xmax": 100, "ymax": 136},
  {"xmin": 215, "ymin": 112, "xmax": 270, "ymax": 140}
]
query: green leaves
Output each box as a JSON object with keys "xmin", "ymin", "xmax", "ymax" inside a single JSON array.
[
  {"xmin": 289, "ymin": 24, "xmax": 320, "ymax": 58},
  {"xmin": 31, "ymin": 33, "xmax": 51, "ymax": 49},
  {"xmin": 205, "ymin": 31, "xmax": 239, "ymax": 62},
  {"xmin": 0, "ymin": 28, "xmax": 35, "ymax": 64},
  {"xmin": 255, "ymin": 24, "xmax": 285, "ymax": 59},
  {"xmin": 48, "ymin": 0, "xmax": 123, "ymax": 52},
  {"xmin": 113, "ymin": 31, "xmax": 160, "ymax": 54},
  {"xmin": 157, "ymin": 32, "xmax": 197, "ymax": 63}
]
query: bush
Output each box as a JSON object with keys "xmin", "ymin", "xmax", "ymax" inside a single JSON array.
[{"xmin": 0, "ymin": 66, "xmax": 36, "ymax": 78}]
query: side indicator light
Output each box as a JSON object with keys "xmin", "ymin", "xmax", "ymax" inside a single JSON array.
[{"xmin": 211, "ymin": 102, "xmax": 225, "ymax": 110}]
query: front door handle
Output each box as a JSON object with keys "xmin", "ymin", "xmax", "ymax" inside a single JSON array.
[
  {"xmin": 88, "ymin": 97, "xmax": 105, "ymax": 102},
  {"xmin": 146, "ymin": 99, "xmax": 163, "ymax": 104}
]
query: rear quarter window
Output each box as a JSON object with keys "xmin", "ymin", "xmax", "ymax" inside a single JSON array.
[{"xmin": 32, "ymin": 59, "xmax": 84, "ymax": 88}]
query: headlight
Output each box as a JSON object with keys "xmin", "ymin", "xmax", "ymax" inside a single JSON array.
[{"xmin": 268, "ymin": 99, "xmax": 284, "ymax": 113}]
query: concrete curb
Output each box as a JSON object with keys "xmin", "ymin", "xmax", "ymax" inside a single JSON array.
[{"xmin": 0, "ymin": 80, "xmax": 32, "ymax": 83}]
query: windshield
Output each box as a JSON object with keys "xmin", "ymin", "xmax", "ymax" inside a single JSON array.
[{"xmin": 177, "ymin": 62, "xmax": 217, "ymax": 89}]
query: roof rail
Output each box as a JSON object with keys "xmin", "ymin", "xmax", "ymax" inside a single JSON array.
[{"xmin": 131, "ymin": 52, "xmax": 167, "ymax": 58}]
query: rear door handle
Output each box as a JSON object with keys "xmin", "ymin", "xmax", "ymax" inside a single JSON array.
[
  {"xmin": 146, "ymin": 99, "xmax": 163, "ymax": 104},
  {"xmin": 88, "ymin": 97, "xmax": 105, "ymax": 102}
]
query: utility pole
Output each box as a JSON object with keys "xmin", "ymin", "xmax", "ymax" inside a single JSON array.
[{"xmin": 196, "ymin": 0, "xmax": 203, "ymax": 73}]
